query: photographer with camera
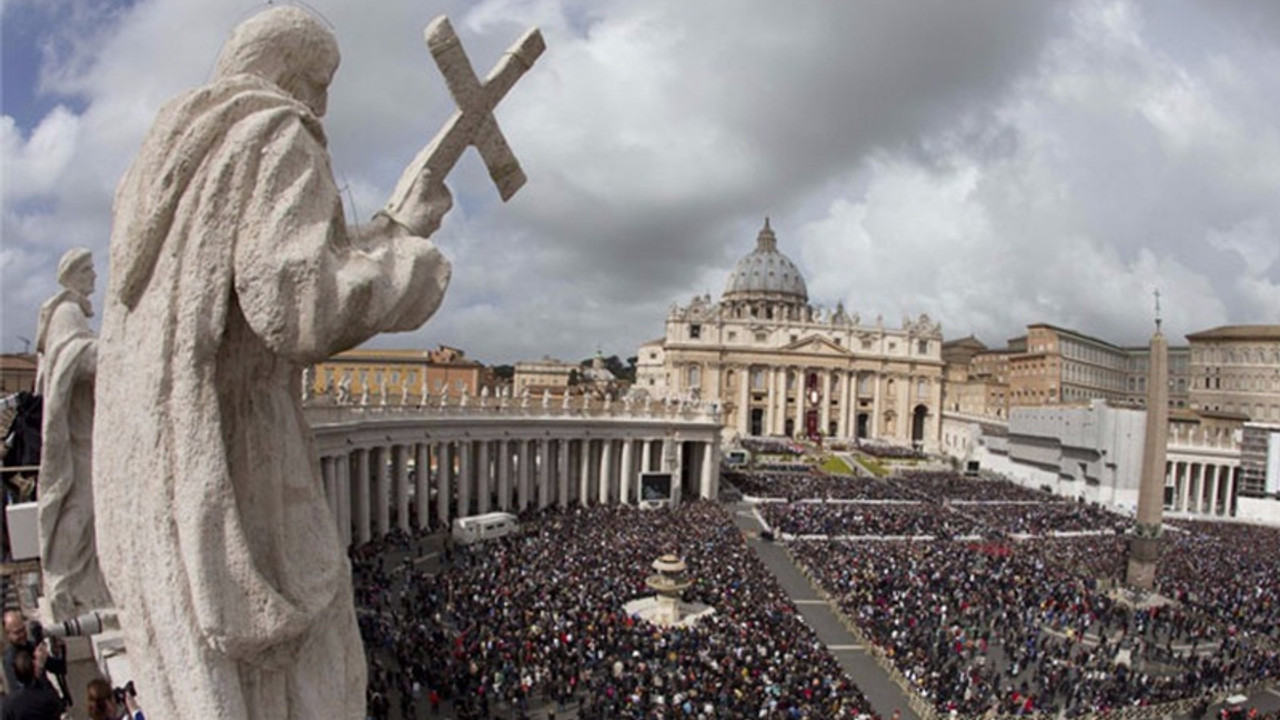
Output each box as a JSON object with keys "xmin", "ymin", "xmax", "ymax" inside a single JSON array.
[
  {"xmin": 2, "ymin": 648, "xmax": 63, "ymax": 719},
  {"xmin": 2, "ymin": 611, "xmax": 64, "ymax": 697},
  {"xmin": 85, "ymin": 678, "xmax": 143, "ymax": 720}
]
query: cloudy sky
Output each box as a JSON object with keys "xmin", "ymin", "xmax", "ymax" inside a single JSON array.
[{"xmin": 3, "ymin": 0, "xmax": 1279, "ymax": 364}]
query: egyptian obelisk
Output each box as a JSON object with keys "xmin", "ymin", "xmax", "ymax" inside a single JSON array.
[{"xmin": 1126, "ymin": 295, "xmax": 1169, "ymax": 591}]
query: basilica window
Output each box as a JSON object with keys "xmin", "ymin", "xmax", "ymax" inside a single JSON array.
[
  {"xmin": 727, "ymin": 331, "xmax": 737, "ymax": 342},
  {"xmin": 689, "ymin": 324, "xmax": 702, "ymax": 339},
  {"xmin": 862, "ymin": 338, "xmax": 872, "ymax": 350},
  {"xmin": 917, "ymin": 340, "xmax": 928, "ymax": 354},
  {"xmin": 688, "ymin": 366, "xmax": 701, "ymax": 388},
  {"xmin": 751, "ymin": 370, "xmax": 765, "ymax": 390},
  {"xmin": 755, "ymin": 332, "xmax": 768, "ymax": 343}
]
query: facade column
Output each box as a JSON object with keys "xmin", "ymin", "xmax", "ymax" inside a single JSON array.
[
  {"xmin": 896, "ymin": 375, "xmax": 910, "ymax": 445},
  {"xmin": 620, "ymin": 439, "xmax": 635, "ymax": 504},
  {"xmin": 393, "ymin": 444, "xmax": 410, "ymax": 533},
  {"xmin": 336, "ymin": 452, "xmax": 351, "ymax": 548},
  {"xmin": 871, "ymin": 374, "xmax": 883, "ymax": 440},
  {"xmin": 837, "ymin": 371, "xmax": 851, "ymax": 439},
  {"xmin": 819, "ymin": 369, "xmax": 832, "ymax": 436},
  {"xmin": 599, "ymin": 439, "xmax": 614, "ymax": 504},
  {"xmin": 557, "ymin": 439, "xmax": 570, "ymax": 509},
  {"xmin": 354, "ymin": 448, "xmax": 371, "ymax": 545},
  {"xmin": 763, "ymin": 367, "xmax": 775, "ymax": 438},
  {"xmin": 579, "ymin": 439, "xmax": 592, "ymax": 506},
  {"xmin": 498, "ymin": 439, "xmax": 512, "ymax": 512},
  {"xmin": 517, "ymin": 440, "xmax": 531, "ymax": 511},
  {"xmin": 738, "ymin": 367, "xmax": 751, "ymax": 436},
  {"xmin": 437, "ymin": 442, "xmax": 452, "ymax": 529},
  {"xmin": 775, "ymin": 368, "xmax": 788, "ymax": 436},
  {"xmin": 699, "ymin": 440, "xmax": 717, "ymax": 499},
  {"xmin": 458, "ymin": 441, "xmax": 473, "ymax": 518},
  {"xmin": 642, "ymin": 440, "xmax": 653, "ymax": 473},
  {"xmin": 415, "ymin": 443, "xmax": 430, "ymax": 531}
]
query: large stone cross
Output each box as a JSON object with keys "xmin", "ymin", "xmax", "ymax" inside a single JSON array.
[{"xmin": 388, "ymin": 16, "xmax": 545, "ymax": 214}]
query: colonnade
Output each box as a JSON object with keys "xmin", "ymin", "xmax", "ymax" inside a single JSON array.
[
  {"xmin": 316, "ymin": 434, "xmax": 720, "ymax": 547},
  {"xmin": 1166, "ymin": 459, "xmax": 1239, "ymax": 517}
]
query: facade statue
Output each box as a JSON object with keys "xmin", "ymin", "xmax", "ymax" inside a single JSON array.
[
  {"xmin": 89, "ymin": 7, "xmax": 544, "ymax": 719},
  {"xmin": 36, "ymin": 248, "xmax": 112, "ymax": 621}
]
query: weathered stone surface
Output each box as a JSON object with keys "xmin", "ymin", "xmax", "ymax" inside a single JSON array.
[{"xmin": 93, "ymin": 7, "xmax": 456, "ymax": 719}]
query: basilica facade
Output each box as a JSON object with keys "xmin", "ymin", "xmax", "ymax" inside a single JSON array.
[{"xmin": 637, "ymin": 219, "xmax": 944, "ymax": 450}]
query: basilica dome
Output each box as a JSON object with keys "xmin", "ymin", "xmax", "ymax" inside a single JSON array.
[{"xmin": 722, "ymin": 218, "xmax": 809, "ymax": 304}]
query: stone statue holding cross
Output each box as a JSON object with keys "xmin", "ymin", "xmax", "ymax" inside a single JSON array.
[{"xmin": 92, "ymin": 7, "xmax": 542, "ymax": 720}]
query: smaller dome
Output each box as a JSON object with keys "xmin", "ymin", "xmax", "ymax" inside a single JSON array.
[{"xmin": 722, "ymin": 218, "xmax": 809, "ymax": 303}]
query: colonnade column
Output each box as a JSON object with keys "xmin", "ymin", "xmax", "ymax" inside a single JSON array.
[
  {"xmin": 458, "ymin": 441, "xmax": 473, "ymax": 518},
  {"xmin": 599, "ymin": 439, "xmax": 614, "ymax": 504},
  {"xmin": 556, "ymin": 439, "xmax": 569, "ymax": 509},
  {"xmin": 371, "ymin": 447, "xmax": 390, "ymax": 536},
  {"xmin": 392, "ymin": 444, "xmax": 410, "ymax": 533},
  {"xmin": 415, "ymin": 443, "xmax": 430, "ymax": 531},
  {"xmin": 579, "ymin": 439, "xmax": 592, "ymax": 507},
  {"xmin": 320, "ymin": 457, "xmax": 337, "ymax": 527},
  {"xmin": 517, "ymin": 440, "xmax": 531, "ymax": 511},
  {"xmin": 437, "ymin": 442, "xmax": 452, "ymax": 529},
  {"xmin": 620, "ymin": 439, "xmax": 634, "ymax": 504},
  {"xmin": 538, "ymin": 440, "xmax": 551, "ymax": 509},
  {"xmin": 336, "ymin": 452, "xmax": 351, "ymax": 548},
  {"xmin": 354, "ymin": 448, "xmax": 371, "ymax": 545},
  {"xmin": 477, "ymin": 440, "xmax": 491, "ymax": 514},
  {"xmin": 495, "ymin": 440, "xmax": 509, "ymax": 512},
  {"xmin": 642, "ymin": 440, "xmax": 653, "ymax": 473}
]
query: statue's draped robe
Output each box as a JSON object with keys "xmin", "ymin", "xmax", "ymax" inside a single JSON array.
[
  {"xmin": 95, "ymin": 74, "xmax": 450, "ymax": 720},
  {"xmin": 37, "ymin": 290, "xmax": 110, "ymax": 620}
]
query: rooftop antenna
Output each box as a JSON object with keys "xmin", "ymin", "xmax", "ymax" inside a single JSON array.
[{"xmin": 1153, "ymin": 289, "xmax": 1162, "ymax": 332}]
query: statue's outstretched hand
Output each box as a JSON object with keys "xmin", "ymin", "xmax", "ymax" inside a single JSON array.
[{"xmin": 382, "ymin": 171, "xmax": 453, "ymax": 238}]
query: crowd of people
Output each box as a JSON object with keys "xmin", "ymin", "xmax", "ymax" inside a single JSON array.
[
  {"xmin": 789, "ymin": 528, "xmax": 1280, "ymax": 718},
  {"xmin": 352, "ymin": 502, "xmax": 883, "ymax": 719},
  {"xmin": 761, "ymin": 502, "xmax": 979, "ymax": 538},
  {"xmin": 893, "ymin": 471, "xmax": 1052, "ymax": 502},
  {"xmin": 738, "ymin": 438, "xmax": 804, "ymax": 457},
  {"xmin": 724, "ymin": 469, "xmax": 912, "ymax": 501},
  {"xmin": 955, "ymin": 502, "xmax": 1132, "ymax": 536}
]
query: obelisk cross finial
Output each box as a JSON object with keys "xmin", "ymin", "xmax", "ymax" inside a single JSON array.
[
  {"xmin": 387, "ymin": 16, "xmax": 545, "ymax": 216},
  {"xmin": 1153, "ymin": 288, "xmax": 1162, "ymax": 331}
]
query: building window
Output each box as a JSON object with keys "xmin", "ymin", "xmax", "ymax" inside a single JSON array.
[
  {"xmin": 689, "ymin": 324, "xmax": 701, "ymax": 339},
  {"xmin": 862, "ymin": 339, "xmax": 872, "ymax": 350},
  {"xmin": 917, "ymin": 340, "xmax": 928, "ymax": 354},
  {"xmin": 755, "ymin": 332, "xmax": 768, "ymax": 343},
  {"xmin": 790, "ymin": 335, "xmax": 798, "ymax": 344},
  {"xmin": 751, "ymin": 370, "xmax": 765, "ymax": 390},
  {"xmin": 688, "ymin": 366, "xmax": 701, "ymax": 388},
  {"xmin": 727, "ymin": 331, "xmax": 737, "ymax": 342}
]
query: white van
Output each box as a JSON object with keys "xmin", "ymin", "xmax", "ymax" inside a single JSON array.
[{"xmin": 451, "ymin": 512, "xmax": 520, "ymax": 545}]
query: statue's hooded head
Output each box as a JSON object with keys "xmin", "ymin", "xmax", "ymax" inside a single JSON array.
[
  {"xmin": 56, "ymin": 247, "xmax": 95, "ymax": 297},
  {"xmin": 214, "ymin": 6, "xmax": 340, "ymax": 117}
]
